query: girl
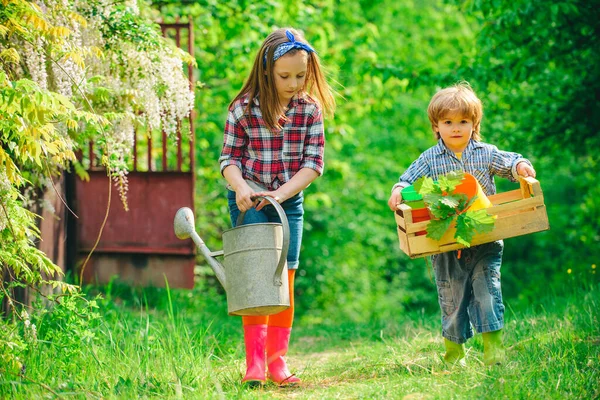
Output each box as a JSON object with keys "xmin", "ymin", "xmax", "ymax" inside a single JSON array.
[{"xmin": 219, "ymin": 27, "xmax": 335, "ymax": 386}]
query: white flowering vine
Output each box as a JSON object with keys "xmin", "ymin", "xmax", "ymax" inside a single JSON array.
[{"xmin": 0, "ymin": 0, "xmax": 195, "ymax": 376}]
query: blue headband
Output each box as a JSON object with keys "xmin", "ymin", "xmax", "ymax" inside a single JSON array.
[{"xmin": 265, "ymin": 30, "xmax": 316, "ymax": 66}]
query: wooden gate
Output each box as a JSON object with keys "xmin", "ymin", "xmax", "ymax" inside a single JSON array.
[{"xmin": 67, "ymin": 20, "xmax": 196, "ymax": 288}]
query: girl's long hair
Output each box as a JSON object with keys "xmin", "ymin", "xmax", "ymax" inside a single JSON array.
[{"xmin": 230, "ymin": 27, "xmax": 336, "ymax": 132}]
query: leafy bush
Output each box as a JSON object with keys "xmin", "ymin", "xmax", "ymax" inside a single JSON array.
[
  {"xmin": 450, "ymin": 0, "xmax": 600, "ymax": 302},
  {"xmin": 1, "ymin": 0, "xmax": 193, "ymax": 377}
]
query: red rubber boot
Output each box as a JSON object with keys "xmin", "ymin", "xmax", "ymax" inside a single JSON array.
[
  {"xmin": 242, "ymin": 324, "xmax": 267, "ymax": 386},
  {"xmin": 266, "ymin": 326, "xmax": 301, "ymax": 386}
]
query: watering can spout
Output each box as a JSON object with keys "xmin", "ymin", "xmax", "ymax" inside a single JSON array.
[{"xmin": 173, "ymin": 207, "xmax": 227, "ymax": 289}]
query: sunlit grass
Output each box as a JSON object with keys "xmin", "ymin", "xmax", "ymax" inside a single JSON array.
[{"xmin": 2, "ymin": 283, "xmax": 598, "ymax": 399}]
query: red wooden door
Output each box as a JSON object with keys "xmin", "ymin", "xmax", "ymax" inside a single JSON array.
[{"xmin": 73, "ymin": 20, "xmax": 197, "ymax": 288}]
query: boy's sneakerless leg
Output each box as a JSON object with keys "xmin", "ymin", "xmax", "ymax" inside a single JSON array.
[
  {"xmin": 433, "ymin": 251, "xmax": 476, "ymax": 364},
  {"xmin": 467, "ymin": 240, "xmax": 506, "ymax": 365}
]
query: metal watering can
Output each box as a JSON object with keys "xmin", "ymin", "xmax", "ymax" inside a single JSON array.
[{"xmin": 173, "ymin": 196, "xmax": 290, "ymax": 316}]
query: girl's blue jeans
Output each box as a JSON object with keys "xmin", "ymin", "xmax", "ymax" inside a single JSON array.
[
  {"xmin": 227, "ymin": 190, "xmax": 304, "ymax": 269},
  {"xmin": 432, "ymin": 240, "xmax": 505, "ymax": 344}
]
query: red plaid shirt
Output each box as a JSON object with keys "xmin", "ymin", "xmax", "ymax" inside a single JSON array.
[{"xmin": 219, "ymin": 93, "xmax": 325, "ymax": 191}]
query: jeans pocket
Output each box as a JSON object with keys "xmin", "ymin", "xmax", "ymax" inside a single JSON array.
[{"xmin": 436, "ymin": 280, "xmax": 455, "ymax": 315}]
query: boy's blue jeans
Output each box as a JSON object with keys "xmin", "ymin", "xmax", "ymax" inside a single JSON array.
[
  {"xmin": 227, "ymin": 190, "xmax": 304, "ymax": 270},
  {"xmin": 432, "ymin": 240, "xmax": 505, "ymax": 344}
]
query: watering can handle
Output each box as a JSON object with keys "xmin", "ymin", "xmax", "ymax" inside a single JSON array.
[{"xmin": 237, "ymin": 196, "xmax": 290, "ymax": 286}]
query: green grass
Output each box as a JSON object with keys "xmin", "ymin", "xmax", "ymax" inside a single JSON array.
[{"xmin": 2, "ymin": 283, "xmax": 598, "ymax": 399}]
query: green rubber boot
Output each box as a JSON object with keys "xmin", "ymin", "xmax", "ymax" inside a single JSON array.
[
  {"xmin": 443, "ymin": 338, "xmax": 466, "ymax": 366},
  {"xmin": 482, "ymin": 330, "xmax": 505, "ymax": 366}
]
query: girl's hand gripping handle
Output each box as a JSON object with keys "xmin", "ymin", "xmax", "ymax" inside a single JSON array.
[
  {"xmin": 253, "ymin": 192, "xmax": 282, "ymax": 211},
  {"xmin": 235, "ymin": 184, "xmax": 257, "ymax": 212}
]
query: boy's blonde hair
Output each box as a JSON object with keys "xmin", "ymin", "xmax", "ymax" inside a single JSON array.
[
  {"xmin": 231, "ymin": 27, "xmax": 335, "ymax": 132},
  {"xmin": 427, "ymin": 82, "xmax": 483, "ymax": 141}
]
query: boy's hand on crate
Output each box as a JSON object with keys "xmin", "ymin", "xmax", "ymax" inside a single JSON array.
[
  {"xmin": 517, "ymin": 162, "xmax": 536, "ymax": 178},
  {"xmin": 388, "ymin": 187, "xmax": 403, "ymax": 211}
]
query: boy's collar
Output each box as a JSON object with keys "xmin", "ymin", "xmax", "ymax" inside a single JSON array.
[{"xmin": 435, "ymin": 138, "xmax": 484, "ymax": 155}]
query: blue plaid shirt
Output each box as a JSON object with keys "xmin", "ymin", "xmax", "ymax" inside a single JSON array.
[{"xmin": 394, "ymin": 139, "xmax": 531, "ymax": 196}]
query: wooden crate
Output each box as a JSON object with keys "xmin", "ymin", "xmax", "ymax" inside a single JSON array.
[{"xmin": 395, "ymin": 177, "xmax": 549, "ymax": 258}]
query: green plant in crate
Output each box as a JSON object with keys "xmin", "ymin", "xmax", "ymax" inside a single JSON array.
[{"xmin": 414, "ymin": 171, "xmax": 495, "ymax": 247}]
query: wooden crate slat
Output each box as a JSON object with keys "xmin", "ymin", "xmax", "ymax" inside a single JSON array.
[
  {"xmin": 486, "ymin": 195, "xmax": 544, "ymax": 216},
  {"xmin": 398, "ymin": 227, "xmax": 411, "ymax": 255},
  {"xmin": 488, "ymin": 188, "xmax": 524, "ymax": 205},
  {"xmin": 394, "ymin": 191, "xmax": 542, "ymax": 234},
  {"xmin": 404, "ymin": 205, "xmax": 548, "ymax": 255},
  {"xmin": 400, "ymin": 196, "xmax": 544, "ymax": 235},
  {"xmin": 395, "ymin": 204, "xmax": 412, "ymax": 230}
]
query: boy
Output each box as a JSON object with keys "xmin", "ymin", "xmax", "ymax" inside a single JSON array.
[{"xmin": 388, "ymin": 82, "xmax": 536, "ymax": 365}]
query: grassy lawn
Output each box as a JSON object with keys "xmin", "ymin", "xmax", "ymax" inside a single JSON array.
[{"xmin": 2, "ymin": 283, "xmax": 598, "ymax": 399}]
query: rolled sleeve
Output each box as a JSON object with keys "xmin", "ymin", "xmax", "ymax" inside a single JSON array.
[
  {"xmin": 299, "ymin": 107, "xmax": 325, "ymax": 175},
  {"xmin": 219, "ymin": 109, "xmax": 247, "ymax": 175},
  {"xmin": 510, "ymin": 158, "xmax": 532, "ymax": 180},
  {"xmin": 391, "ymin": 182, "xmax": 410, "ymax": 194},
  {"xmin": 490, "ymin": 145, "xmax": 529, "ymax": 182},
  {"xmin": 395, "ymin": 154, "xmax": 431, "ymax": 189}
]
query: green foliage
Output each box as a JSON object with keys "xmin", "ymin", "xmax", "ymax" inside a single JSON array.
[
  {"xmin": 0, "ymin": 0, "xmax": 103, "ymax": 367},
  {"xmin": 32, "ymin": 293, "xmax": 101, "ymax": 369},
  {"xmin": 0, "ymin": 76, "xmax": 82, "ymax": 290},
  {"xmin": 1, "ymin": 0, "xmax": 194, "ymax": 381},
  {"xmin": 0, "ymin": 293, "xmax": 100, "ymax": 381},
  {"xmin": 415, "ymin": 171, "xmax": 495, "ymax": 246},
  {"xmin": 447, "ymin": 0, "xmax": 600, "ymax": 300},
  {"xmin": 95, "ymin": 5, "xmax": 164, "ymax": 50},
  {"xmin": 0, "ymin": 72, "xmax": 103, "ymax": 185},
  {"xmin": 0, "ymin": 318, "xmax": 27, "ymax": 376}
]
